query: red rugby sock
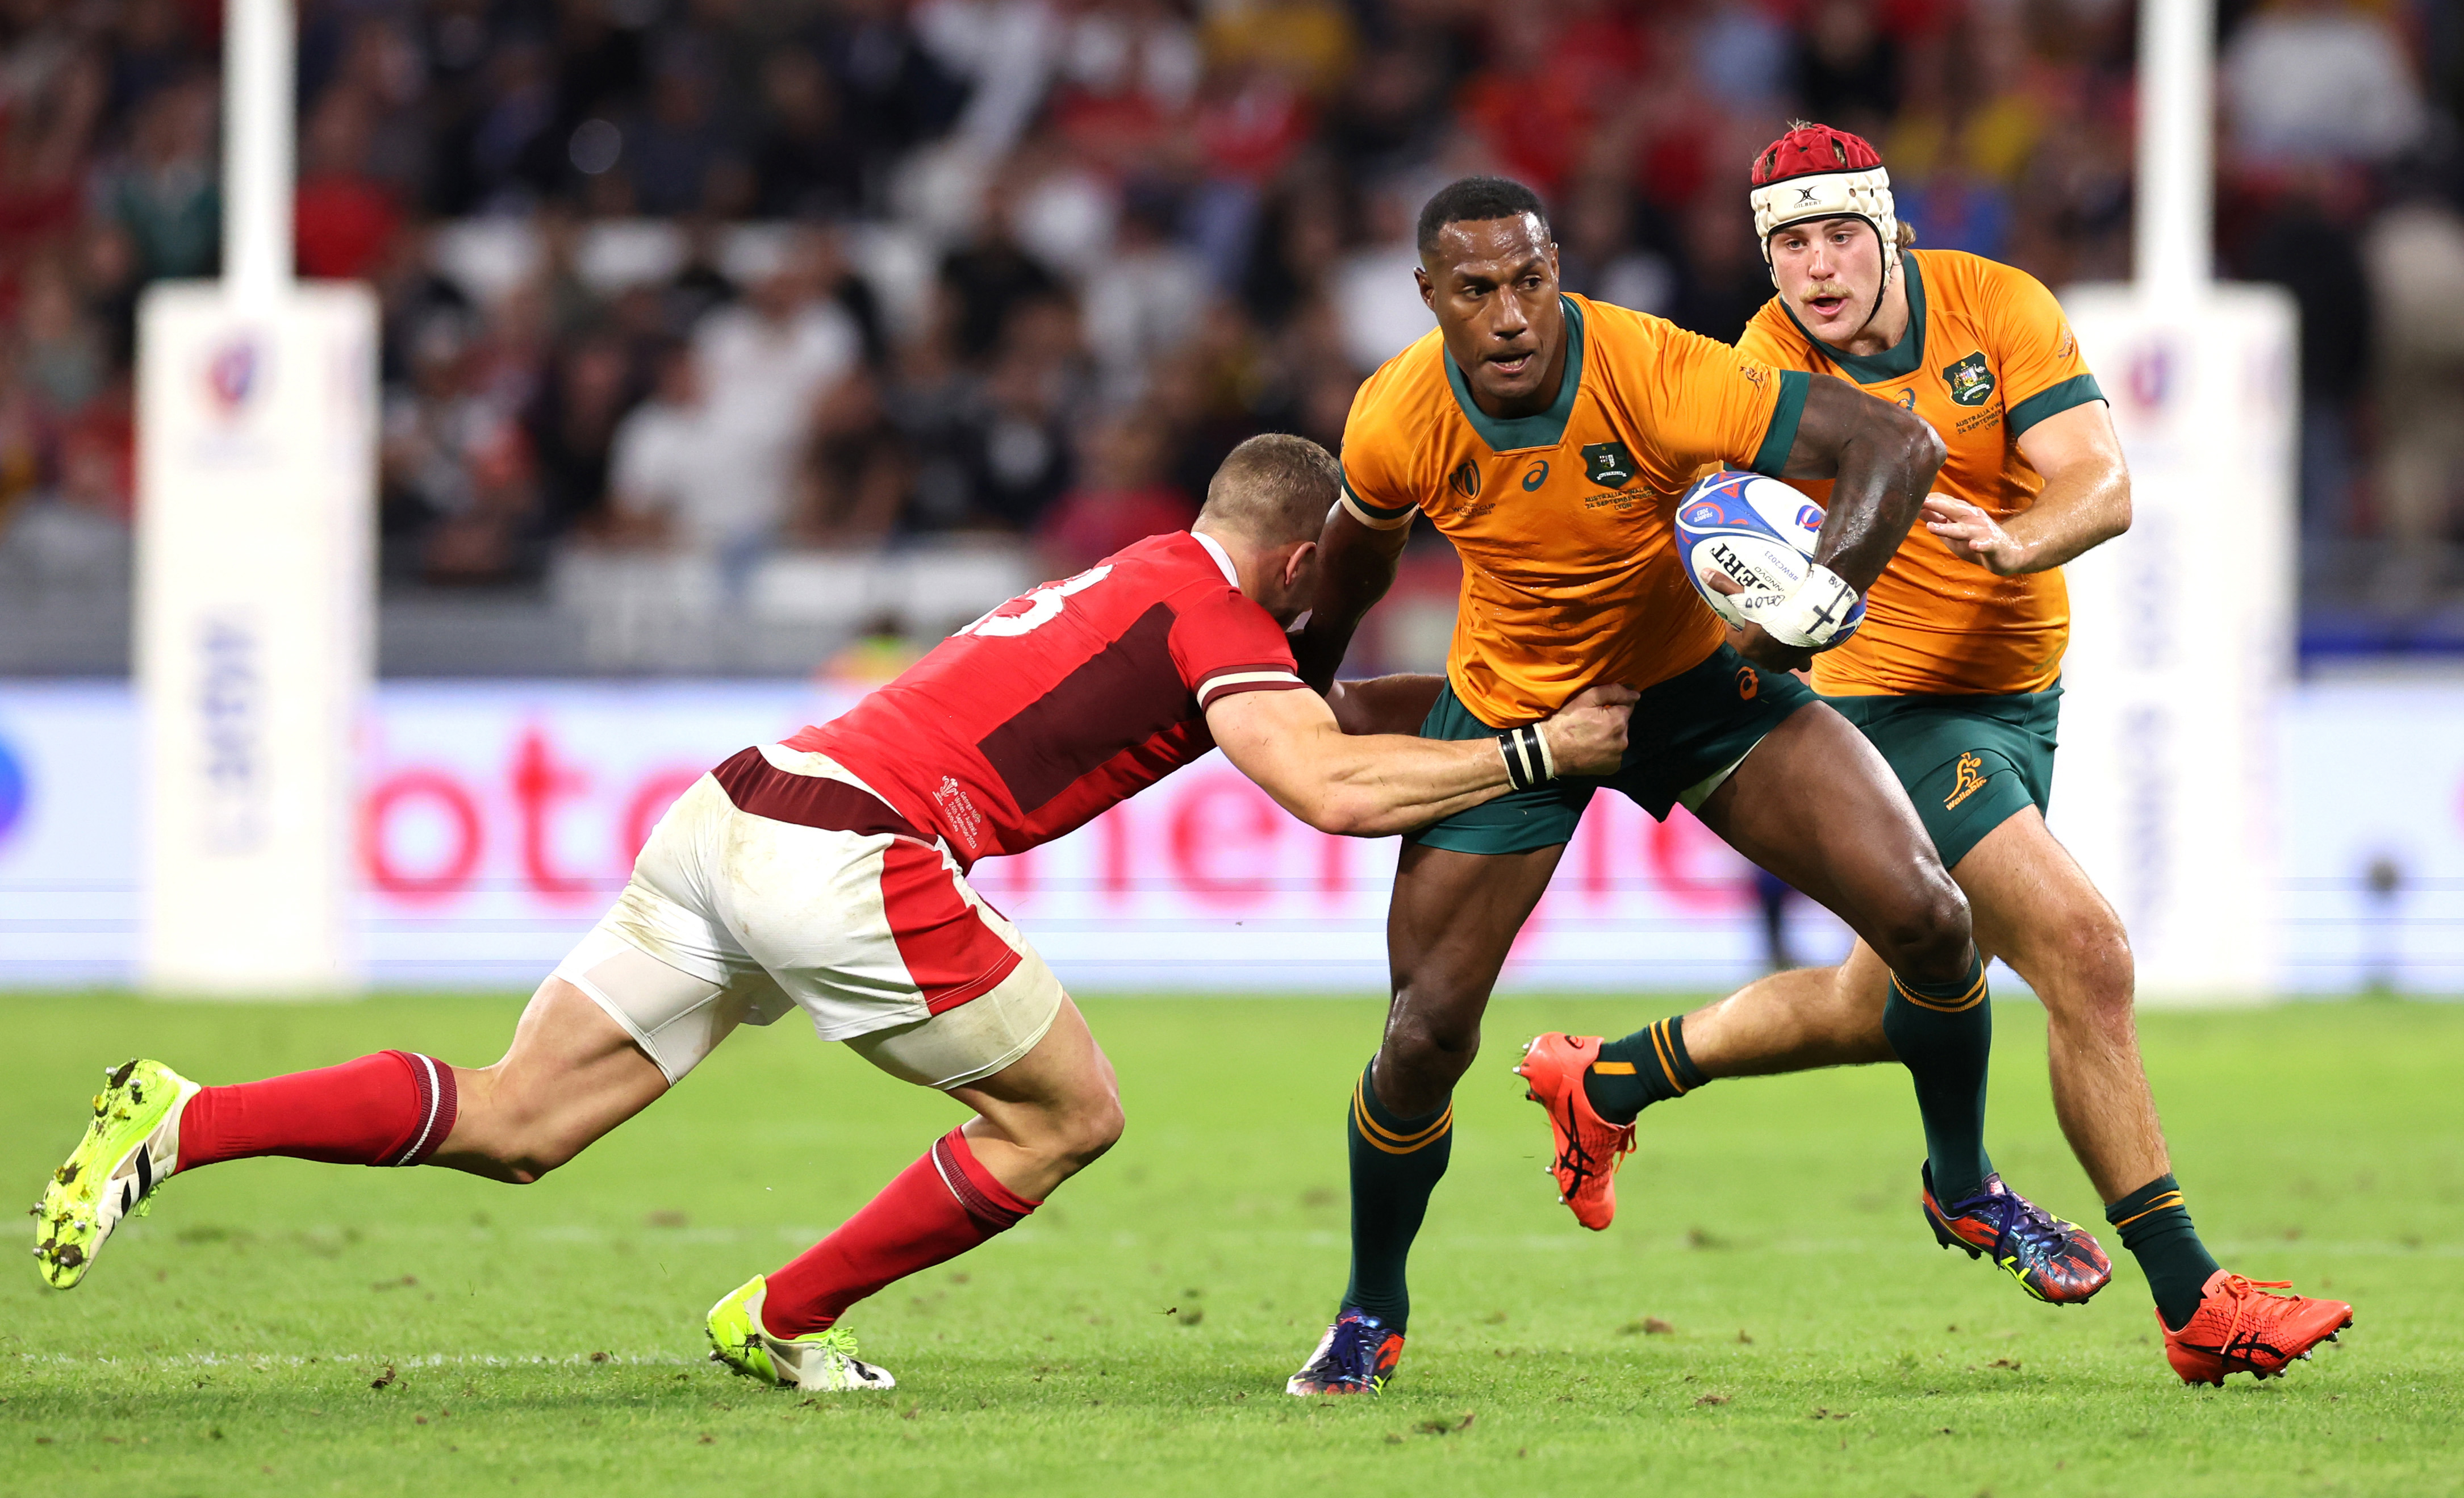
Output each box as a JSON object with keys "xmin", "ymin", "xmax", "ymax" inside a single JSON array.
[
  {"xmin": 176, "ymin": 1051, "xmax": 459, "ymax": 1171},
  {"xmin": 761, "ymin": 1128, "xmax": 1039, "ymax": 1338}
]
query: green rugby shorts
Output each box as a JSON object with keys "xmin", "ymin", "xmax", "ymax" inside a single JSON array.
[
  {"xmin": 1824, "ymin": 685, "xmax": 2060, "ymax": 871},
  {"xmin": 1408, "ymin": 644, "xmax": 1816, "ymax": 857}
]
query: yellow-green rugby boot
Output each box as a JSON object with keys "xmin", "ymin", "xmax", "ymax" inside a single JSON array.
[
  {"xmin": 32, "ymin": 1059, "xmax": 202, "ymax": 1288},
  {"xmin": 706, "ymin": 1275, "xmax": 895, "ymax": 1391}
]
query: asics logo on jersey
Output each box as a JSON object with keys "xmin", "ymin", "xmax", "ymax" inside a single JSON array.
[
  {"xmin": 1895, "ymin": 387, "xmax": 1916, "ymax": 410},
  {"xmin": 1522, "ymin": 461, "xmax": 1550, "ymax": 491},
  {"xmin": 1736, "ymin": 666, "xmax": 1757, "ymax": 700}
]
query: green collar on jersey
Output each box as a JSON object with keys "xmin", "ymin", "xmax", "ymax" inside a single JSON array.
[
  {"xmin": 1784, "ymin": 252, "xmax": 1928, "ymax": 385},
  {"xmin": 1443, "ymin": 295, "xmax": 1586, "ymax": 453}
]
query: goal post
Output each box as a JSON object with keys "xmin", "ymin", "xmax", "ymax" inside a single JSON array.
[
  {"xmin": 2048, "ymin": 0, "xmax": 2297, "ymax": 1002},
  {"xmin": 135, "ymin": 0, "xmax": 377, "ymax": 995}
]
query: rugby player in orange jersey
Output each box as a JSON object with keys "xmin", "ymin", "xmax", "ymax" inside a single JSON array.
[
  {"xmin": 1519, "ymin": 124, "xmax": 2350, "ymax": 1386},
  {"xmin": 1284, "ymin": 174, "xmax": 2098, "ymax": 1397}
]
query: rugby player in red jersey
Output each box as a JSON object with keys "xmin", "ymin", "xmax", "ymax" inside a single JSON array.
[{"xmin": 32, "ymin": 435, "xmax": 1636, "ymax": 1391}]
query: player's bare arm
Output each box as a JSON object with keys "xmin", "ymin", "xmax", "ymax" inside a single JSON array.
[
  {"xmin": 1323, "ymin": 673, "xmax": 1447, "ymax": 736},
  {"xmin": 1208, "ymin": 681, "xmax": 1636, "ymax": 837},
  {"xmin": 1781, "ymin": 374, "xmax": 1947, "ymax": 590},
  {"xmin": 1924, "ymin": 400, "xmax": 2129, "ymax": 575},
  {"xmin": 1292, "ymin": 504, "xmax": 1409, "ymax": 690},
  {"xmin": 1721, "ymin": 374, "xmax": 1947, "ymax": 671}
]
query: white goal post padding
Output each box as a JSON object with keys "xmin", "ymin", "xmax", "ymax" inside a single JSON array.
[
  {"xmin": 135, "ymin": 283, "xmax": 378, "ymax": 995},
  {"xmin": 2052, "ymin": 282, "xmax": 2298, "ymax": 1003}
]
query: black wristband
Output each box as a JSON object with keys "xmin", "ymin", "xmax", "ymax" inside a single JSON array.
[{"xmin": 1496, "ymin": 725, "xmax": 1551, "ymax": 791}]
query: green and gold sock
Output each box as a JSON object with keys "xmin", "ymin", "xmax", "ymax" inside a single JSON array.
[
  {"xmin": 2105, "ymin": 1172, "xmax": 2223, "ymax": 1330},
  {"xmin": 1881, "ymin": 950, "xmax": 1995, "ymax": 1201},
  {"xmin": 1583, "ymin": 1016, "xmax": 1707, "ymax": 1124},
  {"xmin": 1339, "ymin": 1057, "xmax": 1451, "ymax": 1333}
]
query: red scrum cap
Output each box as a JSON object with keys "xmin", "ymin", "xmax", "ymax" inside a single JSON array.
[{"xmin": 1749, "ymin": 122, "xmax": 1901, "ymax": 282}]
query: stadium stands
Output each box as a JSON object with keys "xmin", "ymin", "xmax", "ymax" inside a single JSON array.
[{"xmin": 0, "ymin": 0, "xmax": 2457, "ymax": 671}]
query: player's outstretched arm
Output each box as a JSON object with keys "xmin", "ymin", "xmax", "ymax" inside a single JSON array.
[
  {"xmin": 1207, "ymin": 683, "xmax": 1636, "ymax": 837},
  {"xmin": 1291, "ymin": 505, "xmax": 1410, "ymax": 691},
  {"xmin": 1924, "ymin": 401, "xmax": 2129, "ymax": 576}
]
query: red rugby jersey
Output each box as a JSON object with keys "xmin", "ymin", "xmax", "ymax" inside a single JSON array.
[{"xmin": 788, "ymin": 531, "xmax": 1308, "ymax": 867}]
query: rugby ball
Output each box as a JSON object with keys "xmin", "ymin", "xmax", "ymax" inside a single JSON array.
[{"xmin": 1673, "ymin": 469, "xmax": 1864, "ymax": 641}]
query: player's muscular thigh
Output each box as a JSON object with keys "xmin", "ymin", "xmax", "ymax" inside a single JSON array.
[
  {"xmin": 1699, "ymin": 708, "xmax": 1972, "ymax": 983},
  {"xmin": 1375, "ymin": 843, "xmax": 1564, "ymax": 1117}
]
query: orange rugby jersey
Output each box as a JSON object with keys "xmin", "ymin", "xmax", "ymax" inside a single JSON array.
[
  {"xmin": 1340, "ymin": 294, "xmax": 1807, "ymax": 728},
  {"xmin": 1737, "ymin": 249, "xmax": 2104, "ymax": 696}
]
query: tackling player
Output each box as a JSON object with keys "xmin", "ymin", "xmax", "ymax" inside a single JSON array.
[
  {"xmin": 30, "ymin": 435, "xmax": 1637, "ymax": 1392},
  {"xmin": 1284, "ymin": 176, "xmax": 2097, "ymax": 1397},
  {"xmin": 1519, "ymin": 124, "xmax": 2351, "ymax": 1385}
]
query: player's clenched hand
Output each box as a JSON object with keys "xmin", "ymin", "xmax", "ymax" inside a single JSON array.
[
  {"xmin": 1923, "ymin": 495, "xmax": 2026, "ymax": 575},
  {"xmin": 1698, "ymin": 568, "xmax": 1814, "ymax": 674},
  {"xmin": 1537, "ymin": 683, "xmax": 1640, "ymax": 777}
]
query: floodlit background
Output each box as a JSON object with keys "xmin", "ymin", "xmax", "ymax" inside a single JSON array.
[{"xmin": 0, "ymin": 0, "xmax": 2458, "ymax": 991}]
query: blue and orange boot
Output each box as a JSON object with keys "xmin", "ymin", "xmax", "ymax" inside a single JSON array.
[
  {"xmin": 1286, "ymin": 1309, "xmax": 1404, "ymax": 1396},
  {"xmin": 2161, "ymin": 1271, "xmax": 2352, "ymax": 1385},
  {"xmin": 1513, "ymin": 1033, "xmax": 1636, "ymax": 1231},
  {"xmin": 1922, "ymin": 1165, "xmax": 2113, "ymax": 1304}
]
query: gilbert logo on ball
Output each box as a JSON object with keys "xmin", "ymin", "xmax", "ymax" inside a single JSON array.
[{"xmin": 1670, "ymin": 469, "xmax": 1864, "ymax": 641}]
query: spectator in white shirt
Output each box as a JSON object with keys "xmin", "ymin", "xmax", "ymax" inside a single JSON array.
[
  {"xmin": 606, "ymin": 343, "xmax": 767, "ymax": 560},
  {"xmin": 687, "ymin": 232, "xmax": 860, "ymax": 552}
]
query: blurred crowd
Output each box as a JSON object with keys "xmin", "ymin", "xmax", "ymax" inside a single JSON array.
[{"xmin": 0, "ymin": 0, "xmax": 2459, "ymax": 621}]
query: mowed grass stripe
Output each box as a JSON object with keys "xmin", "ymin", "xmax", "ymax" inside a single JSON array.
[{"xmin": 0, "ymin": 992, "xmax": 2457, "ymax": 1496}]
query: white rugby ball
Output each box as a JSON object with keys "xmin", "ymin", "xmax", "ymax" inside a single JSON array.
[{"xmin": 1672, "ymin": 469, "xmax": 1863, "ymax": 640}]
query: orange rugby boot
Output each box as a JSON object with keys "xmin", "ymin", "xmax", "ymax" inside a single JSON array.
[
  {"xmin": 2161, "ymin": 1271, "xmax": 2353, "ymax": 1385},
  {"xmin": 1514, "ymin": 1033, "xmax": 1635, "ymax": 1231}
]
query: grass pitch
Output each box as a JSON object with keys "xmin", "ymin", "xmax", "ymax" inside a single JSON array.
[{"xmin": 0, "ymin": 992, "xmax": 2457, "ymax": 1496}]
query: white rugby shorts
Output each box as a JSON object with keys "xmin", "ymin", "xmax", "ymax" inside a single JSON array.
[{"xmin": 553, "ymin": 744, "xmax": 1063, "ymax": 1089}]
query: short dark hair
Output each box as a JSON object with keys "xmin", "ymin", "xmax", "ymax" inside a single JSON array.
[
  {"xmin": 1198, "ymin": 433, "xmax": 1342, "ymax": 546},
  {"xmin": 1416, "ymin": 177, "xmax": 1551, "ymax": 258}
]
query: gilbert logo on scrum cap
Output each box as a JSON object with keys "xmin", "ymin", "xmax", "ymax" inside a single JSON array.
[{"xmin": 1944, "ymin": 352, "xmax": 1997, "ymax": 407}]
